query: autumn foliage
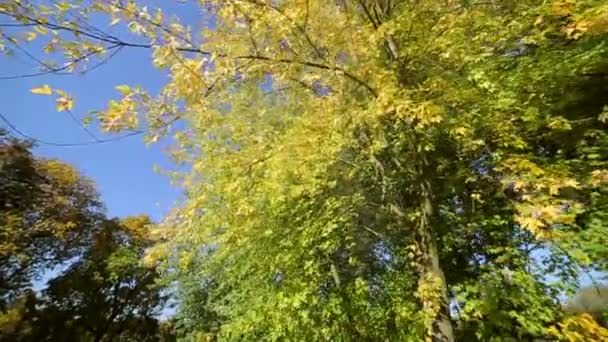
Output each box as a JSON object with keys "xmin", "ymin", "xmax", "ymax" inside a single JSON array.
[{"xmin": 1, "ymin": 0, "xmax": 608, "ymax": 341}]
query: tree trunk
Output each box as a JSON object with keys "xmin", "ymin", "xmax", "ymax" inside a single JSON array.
[
  {"xmin": 417, "ymin": 177, "xmax": 454, "ymax": 342},
  {"xmin": 93, "ymin": 330, "xmax": 106, "ymax": 342}
]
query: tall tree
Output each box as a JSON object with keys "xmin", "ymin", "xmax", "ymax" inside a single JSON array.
[
  {"xmin": 0, "ymin": 216, "xmax": 170, "ymax": 342},
  {"xmin": 1, "ymin": 1, "xmax": 608, "ymax": 340},
  {"xmin": 39, "ymin": 215, "xmax": 168, "ymax": 342},
  {"xmin": 0, "ymin": 133, "xmax": 169, "ymax": 341},
  {"xmin": 0, "ymin": 130, "xmax": 103, "ymax": 306}
]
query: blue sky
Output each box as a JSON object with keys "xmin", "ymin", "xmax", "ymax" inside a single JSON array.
[{"xmin": 0, "ymin": 2, "xmax": 209, "ymax": 222}]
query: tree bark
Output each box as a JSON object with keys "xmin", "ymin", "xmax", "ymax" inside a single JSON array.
[
  {"xmin": 92, "ymin": 330, "xmax": 106, "ymax": 342},
  {"xmin": 417, "ymin": 176, "xmax": 454, "ymax": 342}
]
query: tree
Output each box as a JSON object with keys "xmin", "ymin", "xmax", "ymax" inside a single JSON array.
[
  {"xmin": 1, "ymin": 1, "xmax": 608, "ymax": 341},
  {"xmin": 0, "ymin": 130, "xmax": 103, "ymax": 306},
  {"xmin": 0, "ymin": 215, "xmax": 170, "ymax": 342},
  {"xmin": 38, "ymin": 215, "xmax": 169, "ymax": 342},
  {"xmin": 0, "ymin": 132, "xmax": 169, "ymax": 341}
]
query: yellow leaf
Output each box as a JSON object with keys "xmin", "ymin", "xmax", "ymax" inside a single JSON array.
[
  {"xmin": 30, "ymin": 84, "xmax": 52, "ymax": 95},
  {"xmin": 517, "ymin": 215, "xmax": 544, "ymax": 234},
  {"xmin": 54, "ymin": 89, "xmax": 68, "ymax": 97},
  {"xmin": 551, "ymin": 0, "xmax": 576, "ymax": 16},
  {"xmin": 599, "ymin": 106, "xmax": 608, "ymax": 123},
  {"xmin": 590, "ymin": 169, "xmax": 608, "ymax": 187},
  {"xmin": 563, "ymin": 178, "xmax": 580, "ymax": 189},
  {"xmin": 115, "ymin": 84, "xmax": 131, "ymax": 96},
  {"xmin": 548, "ymin": 117, "xmax": 572, "ymax": 130},
  {"xmin": 452, "ymin": 126, "xmax": 469, "ymax": 137},
  {"xmin": 56, "ymin": 97, "xmax": 74, "ymax": 112},
  {"xmin": 26, "ymin": 31, "xmax": 37, "ymax": 42},
  {"xmin": 43, "ymin": 43, "xmax": 55, "ymax": 54},
  {"xmin": 471, "ymin": 193, "xmax": 482, "ymax": 202},
  {"xmin": 35, "ymin": 25, "xmax": 48, "ymax": 35}
]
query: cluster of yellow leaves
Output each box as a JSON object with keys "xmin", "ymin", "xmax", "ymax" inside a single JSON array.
[
  {"xmin": 102, "ymin": 97, "xmax": 138, "ymax": 132},
  {"xmin": 30, "ymin": 85, "xmax": 74, "ymax": 112},
  {"xmin": 6, "ymin": 1, "xmax": 607, "ymax": 338},
  {"xmin": 41, "ymin": 159, "xmax": 80, "ymax": 187},
  {"xmin": 142, "ymin": 243, "xmax": 169, "ymax": 268},
  {"xmin": 36, "ymin": 160, "xmax": 89, "ymax": 238},
  {"xmin": 0, "ymin": 215, "xmax": 23, "ymax": 258},
  {"xmin": 551, "ymin": 0, "xmax": 577, "ymax": 17},
  {"xmin": 0, "ymin": 304, "xmax": 25, "ymax": 335},
  {"xmin": 415, "ymin": 272, "xmax": 445, "ymax": 341},
  {"xmin": 120, "ymin": 215, "xmax": 151, "ymax": 241},
  {"xmin": 590, "ymin": 169, "xmax": 608, "ymax": 187},
  {"xmin": 500, "ymin": 157, "xmax": 581, "ymax": 239},
  {"xmin": 165, "ymin": 58, "xmax": 210, "ymax": 105},
  {"xmin": 550, "ymin": 0, "xmax": 608, "ymax": 39},
  {"xmin": 563, "ymin": 22, "xmax": 589, "ymax": 40},
  {"xmin": 548, "ymin": 313, "xmax": 608, "ymax": 341},
  {"xmin": 514, "ymin": 202, "xmax": 579, "ymax": 240}
]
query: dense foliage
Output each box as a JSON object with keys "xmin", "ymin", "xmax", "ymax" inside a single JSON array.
[
  {"xmin": 1, "ymin": 0, "xmax": 608, "ymax": 341},
  {"xmin": 0, "ymin": 134, "xmax": 172, "ymax": 341},
  {"xmin": 564, "ymin": 285, "xmax": 608, "ymax": 325},
  {"xmin": 0, "ymin": 129, "xmax": 103, "ymax": 305}
]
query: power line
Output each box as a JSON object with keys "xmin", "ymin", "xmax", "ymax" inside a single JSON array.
[
  {"xmin": 66, "ymin": 109, "xmax": 102, "ymax": 142},
  {"xmin": 0, "ymin": 111, "xmax": 144, "ymax": 147},
  {"xmin": 0, "ymin": 44, "xmax": 122, "ymax": 80}
]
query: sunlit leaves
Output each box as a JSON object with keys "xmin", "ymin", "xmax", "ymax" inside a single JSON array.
[
  {"xmin": 3, "ymin": 0, "xmax": 608, "ymax": 340},
  {"xmin": 30, "ymin": 84, "xmax": 52, "ymax": 95},
  {"xmin": 30, "ymin": 86, "xmax": 74, "ymax": 112},
  {"xmin": 549, "ymin": 313, "xmax": 608, "ymax": 341},
  {"xmin": 115, "ymin": 84, "xmax": 132, "ymax": 96},
  {"xmin": 102, "ymin": 98, "xmax": 138, "ymax": 132},
  {"xmin": 599, "ymin": 105, "xmax": 608, "ymax": 123},
  {"xmin": 56, "ymin": 95, "xmax": 74, "ymax": 112},
  {"xmin": 34, "ymin": 215, "xmax": 168, "ymax": 341},
  {"xmin": 0, "ymin": 133, "xmax": 102, "ymax": 304},
  {"xmin": 25, "ymin": 31, "xmax": 37, "ymax": 42}
]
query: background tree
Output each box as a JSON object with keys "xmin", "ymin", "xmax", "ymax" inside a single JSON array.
[
  {"xmin": 38, "ymin": 215, "xmax": 168, "ymax": 342},
  {"xmin": 0, "ymin": 131, "xmax": 170, "ymax": 341},
  {"xmin": 0, "ymin": 129, "xmax": 103, "ymax": 306},
  {"xmin": 0, "ymin": 214, "xmax": 170, "ymax": 342}
]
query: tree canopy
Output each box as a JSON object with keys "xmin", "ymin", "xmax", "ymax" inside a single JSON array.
[
  {"xmin": 0, "ymin": 133, "xmax": 171, "ymax": 342},
  {"xmin": 1, "ymin": 0, "xmax": 608, "ymax": 341},
  {"xmin": 0, "ymin": 129, "xmax": 103, "ymax": 305}
]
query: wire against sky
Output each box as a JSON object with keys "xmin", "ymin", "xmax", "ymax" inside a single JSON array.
[{"xmin": 0, "ymin": 111, "xmax": 143, "ymax": 147}]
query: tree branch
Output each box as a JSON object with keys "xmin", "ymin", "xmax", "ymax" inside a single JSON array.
[{"xmin": 237, "ymin": 54, "xmax": 377, "ymax": 97}]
